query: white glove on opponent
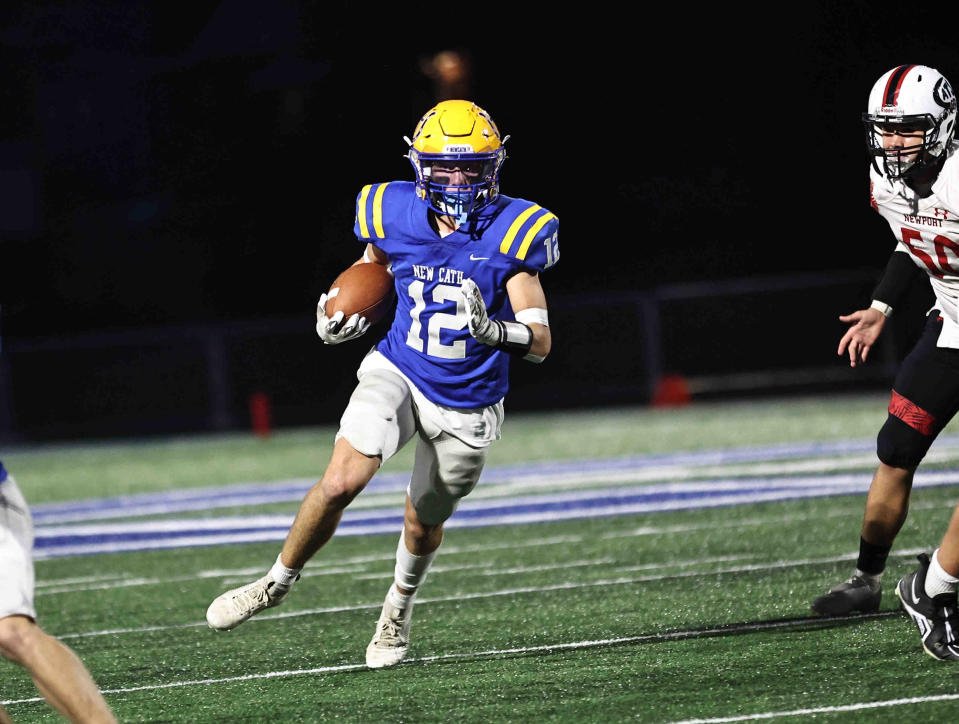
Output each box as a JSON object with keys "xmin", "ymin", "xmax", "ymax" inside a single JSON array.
[{"xmin": 315, "ymin": 293, "xmax": 370, "ymax": 345}]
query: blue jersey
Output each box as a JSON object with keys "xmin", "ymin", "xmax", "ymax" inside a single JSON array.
[
  {"xmin": 0, "ymin": 459, "xmax": 6, "ymax": 483},
  {"xmin": 353, "ymin": 182, "xmax": 559, "ymax": 407}
]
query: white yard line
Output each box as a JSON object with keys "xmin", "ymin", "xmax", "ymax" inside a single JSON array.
[
  {"xmin": 35, "ymin": 573, "xmax": 127, "ymax": 588},
  {"xmin": 350, "ymin": 560, "xmax": 493, "ymax": 581},
  {"xmin": 53, "ymin": 550, "xmax": 910, "ymax": 641},
  {"xmin": 614, "ymin": 554, "xmax": 757, "ymax": 572},
  {"xmin": 668, "ymin": 694, "xmax": 959, "ymax": 723},
  {"xmin": 1, "ymin": 612, "xmax": 909, "ymax": 708},
  {"xmin": 35, "ymin": 534, "xmax": 585, "ymax": 593},
  {"xmin": 598, "ymin": 499, "xmax": 957, "ymax": 540},
  {"xmin": 38, "ymin": 564, "xmax": 376, "ymax": 595},
  {"xmin": 477, "ymin": 558, "xmax": 616, "ymax": 576}
]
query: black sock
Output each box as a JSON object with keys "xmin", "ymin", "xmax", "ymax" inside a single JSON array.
[{"xmin": 856, "ymin": 537, "xmax": 891, "ymax": 576}]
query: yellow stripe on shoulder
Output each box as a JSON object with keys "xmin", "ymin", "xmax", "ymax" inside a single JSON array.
[
  {"xmin": 516, "ymin": 211, "xmax": 557, "ymax": 261},
  {"xmin": 357, "ymin": 185, "xmax": 373, "ymax": 239},
  {"xmin": 372, "ymin": 182, "xmax": 390, "ymax": 239},
  {"xmin": 499, "ymin": 204, "xmax": 542, "ymax": 256}
]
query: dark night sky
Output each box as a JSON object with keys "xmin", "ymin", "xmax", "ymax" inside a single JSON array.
[{"xmin": 2, "ymin": 1, "xmax": 959, "ymax": 339}]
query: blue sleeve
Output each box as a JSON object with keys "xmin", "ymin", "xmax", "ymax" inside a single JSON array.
[
  {"xmin": 513, "ymin": 214, "xmax": 559, "ymax": 274},
  {"xmin": 497, "ymin": 206, "xmax": 559, "ymax": 275},
  {"xmin": 353, "ymin": 183, "xmax": 394, "ymax": 244}
]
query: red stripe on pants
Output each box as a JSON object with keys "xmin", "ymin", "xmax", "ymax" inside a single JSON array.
[{"xmin": 889, "ymin": 389, "xmax": 936, "ymax": 436}]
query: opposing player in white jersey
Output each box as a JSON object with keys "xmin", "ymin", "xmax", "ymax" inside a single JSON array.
[
  {"xmin": 0, "ymin": 460, "xmax": 117, "ymax": 721},
  {"xmin": 810, "ymin": 64, "xmax": 959, "ymax": 660},
  {"xmin": 206, "ymin": 100, "xmax": 558, "ymax": 668}
]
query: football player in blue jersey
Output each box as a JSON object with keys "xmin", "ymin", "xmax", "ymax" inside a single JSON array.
[
  {"xmin": 207, "ymin": 100, "xmax": 559, "ymax": 668},
  {"xmin": 0, "ymin": 461, "xmax": 117, "ymax": 722}
]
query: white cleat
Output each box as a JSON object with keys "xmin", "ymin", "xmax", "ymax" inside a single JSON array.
[
  {"xmin": 365, "ymin": 597, "xmax": 414, "ymax": 669},
  {"xmin": 206, "ymin": 574, "xmax": 292, "ymax": 631}
]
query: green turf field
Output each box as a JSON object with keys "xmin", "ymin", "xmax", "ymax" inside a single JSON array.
[{"xmin": 4, "ymin": 392, "xmax": 959, "ymax": 722}]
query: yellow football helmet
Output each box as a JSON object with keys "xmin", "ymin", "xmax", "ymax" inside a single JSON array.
[{"xmin": 405, "ymin": 100, "xmax": 508, "ymax": 220}]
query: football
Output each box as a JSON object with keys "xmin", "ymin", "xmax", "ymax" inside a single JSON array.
[{"xmin": 325, "ymin": 262, "xmax": 396, "ymax": 325}]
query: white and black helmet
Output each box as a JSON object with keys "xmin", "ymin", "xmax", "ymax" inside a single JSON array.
[{"xmin": 863, "ymin": 64, "xmax": 957, "ymax": 178}]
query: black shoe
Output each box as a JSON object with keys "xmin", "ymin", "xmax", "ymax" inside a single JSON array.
[
  {"xmin": 895, "ymin": 553, "xmax": 959, "ymax": 661},
  {"xmin": 811, "ymin": 575, "xmax": 882, "ymax": 615}
]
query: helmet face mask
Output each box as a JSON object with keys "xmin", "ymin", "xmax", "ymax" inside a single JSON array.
[
  {"xmin": 864, "ymin": 116, "xmax": 936, "ymax": 178},
  {"xmin": 411, "ymin": 150, "xmax": 505, "ymax": 220},
  {"xmin": 863, "ymin": 64, "xmax": 957, "ymax": 179},
  {"xmin": 406, "ymin": 101, "xmax": 507, "ymax": 222}
]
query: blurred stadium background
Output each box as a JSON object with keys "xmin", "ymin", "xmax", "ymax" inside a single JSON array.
[{"xmin": 2, "ymin": 1, "xmax": 956, "ymax": 444}]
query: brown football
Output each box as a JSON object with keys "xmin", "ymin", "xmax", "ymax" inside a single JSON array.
[{"xmin": 325, "ymin": 263, "xmax": 396, "ymax": 325}]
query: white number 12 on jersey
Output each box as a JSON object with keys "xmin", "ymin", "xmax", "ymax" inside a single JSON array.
[{"xmin": 405, "ymin": 281, "xmax": 467, "ymax": 359}]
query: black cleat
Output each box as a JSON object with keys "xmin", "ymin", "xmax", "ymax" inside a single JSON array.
[
  {"xmin": 811, "ymin": 575, "xmax": 882, "ymax": 616},
  {"xmin": 896, "ymin": 553, "xmax": 959, "ymax": 661}
]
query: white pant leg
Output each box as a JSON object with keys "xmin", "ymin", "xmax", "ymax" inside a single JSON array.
[
  {"xmin": 336, "ymin": 367, "xmax": 417, "ymax": 461},
  {"xmin": 0, "ymin": 476, "xmax": 37, "ymax": 621},
  {"xmin": 407, "ymin": 432, "xmax": 489, "ymax": 526}
]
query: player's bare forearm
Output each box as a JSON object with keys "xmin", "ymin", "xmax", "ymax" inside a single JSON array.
[
  {"xmin": 527, "ymin": 323, "xmax": 551, "ymax": 360},
  {"xmin": 506, "ymin": 272, "xmax": 551, "ymax": 361}
]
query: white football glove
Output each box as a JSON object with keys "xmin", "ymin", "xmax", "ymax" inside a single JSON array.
[
  {"xmin": 315, "ymin": 293, "xmax": 370, "ymax": 345},
  {"xmin": 461, "ymin": 278, "xmax": 502, "ymax": 346},
  {"xmin": 461, "ymin": 278, "xmax": 538, "ymax": 358}
]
